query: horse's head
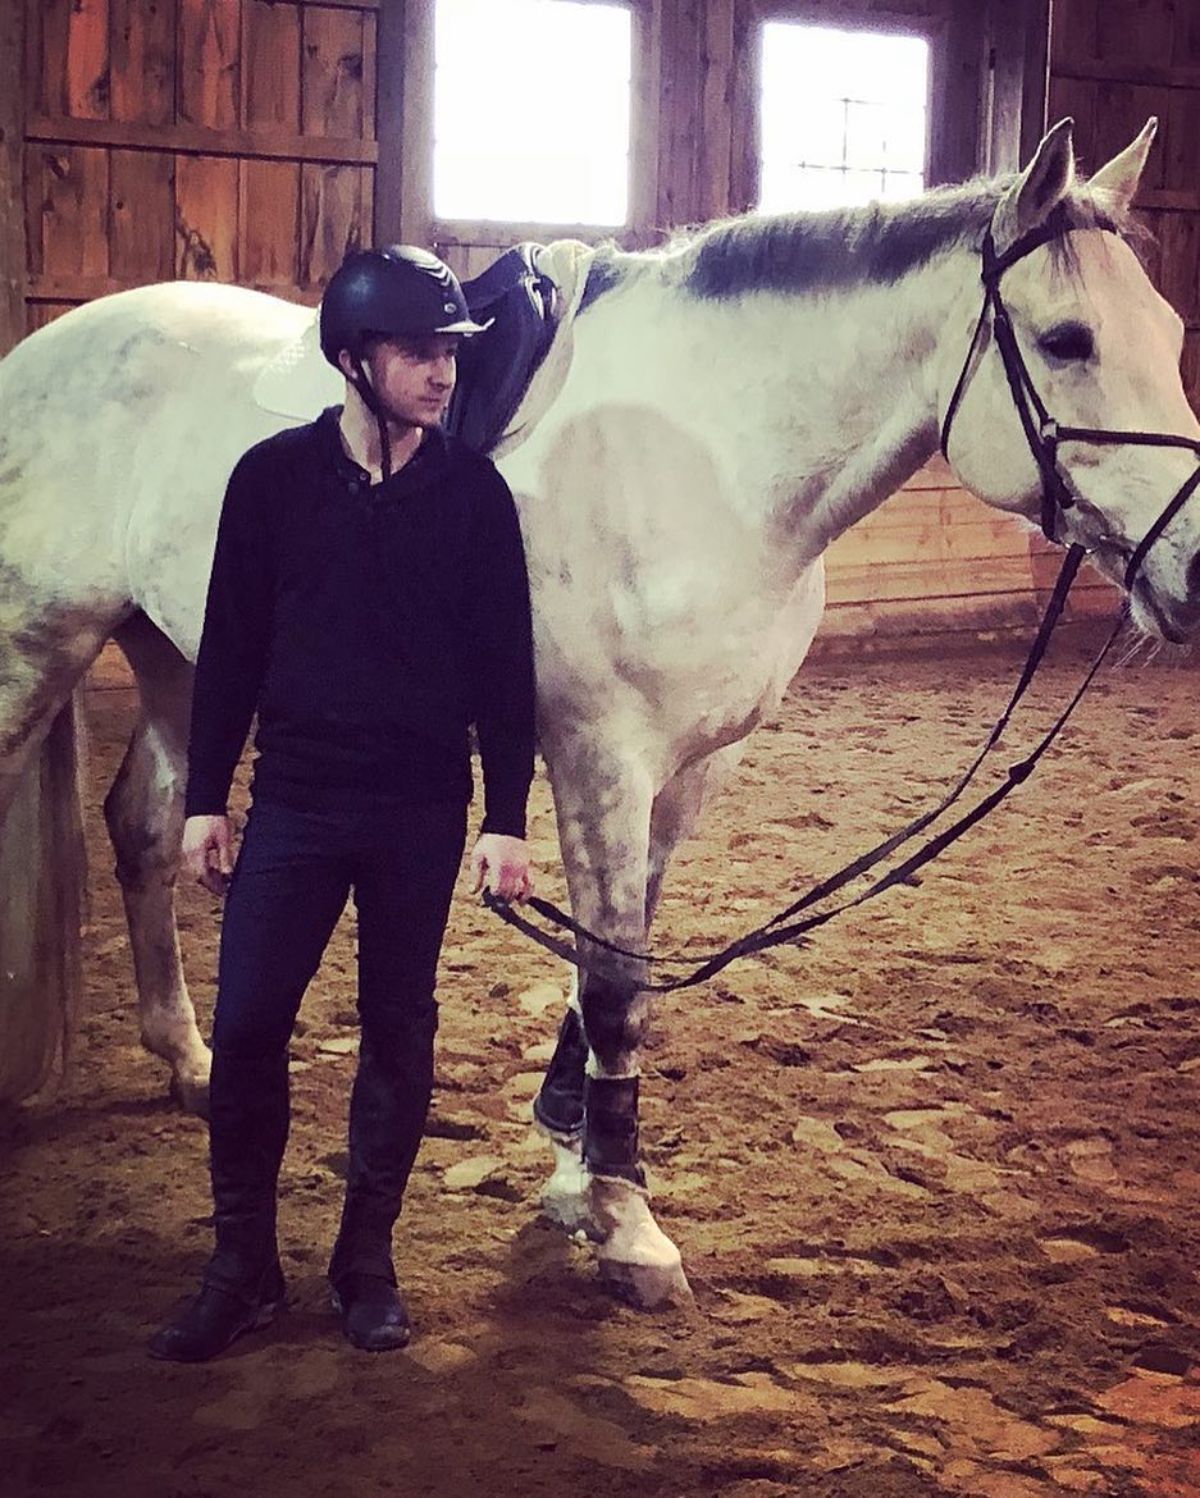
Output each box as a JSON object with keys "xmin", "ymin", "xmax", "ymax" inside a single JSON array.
[{"xmin": 940, "ymin": 118, "xmax": 1200, "ymax": 642}]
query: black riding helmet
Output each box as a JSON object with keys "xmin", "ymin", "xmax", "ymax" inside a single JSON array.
[
  {"xmin": 319, "ymin": 244, "xmax": 489, "ymax": 363},
  {"xmin": 319, "ymin": 245, "xmax": 489, "ymax": 478}
]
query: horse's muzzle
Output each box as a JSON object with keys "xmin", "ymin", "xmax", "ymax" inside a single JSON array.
[{"xmin": 1131, "ymin": 573, "xmax": 1200, "ymax": 644}]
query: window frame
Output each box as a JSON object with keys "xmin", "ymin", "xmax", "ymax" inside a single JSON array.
[
  {"xmin": 390, "ymin": 0, "xmax": 657, "ymax": 251},
  {"xmin": 732, "ymin": 1, "xmax": 948, "ymax": 214},
  {"xmin": 754, "ymin": 14, "xmax": 936, "ymax": 213}
]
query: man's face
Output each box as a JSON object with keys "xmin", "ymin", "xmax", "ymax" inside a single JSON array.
[{"xmin": 363, "ymin": 333, "xmax": 459, "ymax": 428}]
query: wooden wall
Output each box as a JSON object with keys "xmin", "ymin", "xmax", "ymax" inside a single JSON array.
[
  {"xmin": 1049, "ymin": 0, "xmax": 1200, "ymax": 412},
  {"xmin": 986, "ymin": 0, "xmax": 1200, "ymax": 627},
  {"xmin": 21, "ymin": 0, "xmax": 379, "ymax": 334}
]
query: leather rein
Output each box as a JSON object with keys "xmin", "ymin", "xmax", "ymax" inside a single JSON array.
[{"xmin": 485, "ymin": 217, "xmax": 1200, "ymax": 993}]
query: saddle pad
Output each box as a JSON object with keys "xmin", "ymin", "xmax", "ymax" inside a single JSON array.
[{"xmin": 251, "ymin": 315, "xmax": 344, "ymax": 422}]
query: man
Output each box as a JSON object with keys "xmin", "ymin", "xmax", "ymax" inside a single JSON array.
[{"xmin": 149, "ymin": 245, "xmax": 537, "ymax": 1362}]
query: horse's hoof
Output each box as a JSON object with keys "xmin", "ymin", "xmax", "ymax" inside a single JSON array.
[
  {"xmin": 169, "ymin": 1071, "xmax": 211, "ymax": 1120},
  {"xmin": 598, "ymin": 1251, "xmax": 692, "ymax": 1309},
  {"xmin": 590, "ymin": 1179, "xmax": 691, "ymax": 1307}
]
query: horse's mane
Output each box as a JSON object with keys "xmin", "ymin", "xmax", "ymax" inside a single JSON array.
[{"xmin": 580, "ymin": 177, "xmax": 1141, "ymax": 310}]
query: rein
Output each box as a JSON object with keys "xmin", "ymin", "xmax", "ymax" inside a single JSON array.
[{"xmin": 484, "ymin": 219, "xmax": 1200, "ymax": 993}]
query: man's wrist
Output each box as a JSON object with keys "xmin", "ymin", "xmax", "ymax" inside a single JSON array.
[
  {"xmin": 184, "ymin": 800, "xmax": 228, "ymax": 820},
  {"xmin": 479, "ymin": 817, "xmax": 526, "ymax": 840}
]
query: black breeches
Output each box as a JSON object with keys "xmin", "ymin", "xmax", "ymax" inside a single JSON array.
[{"xmin": 204, "ymin": 797, "xmax": 466, "ymax": 1293}]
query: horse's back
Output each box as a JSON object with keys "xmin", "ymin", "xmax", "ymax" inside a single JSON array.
[
  {"xmin": 4, "ymin": 281, "xmax": 308, "ymax": 369},
  {"xmin": 0, "ymin": 282, "xmax": 313, "ymax": 646}
]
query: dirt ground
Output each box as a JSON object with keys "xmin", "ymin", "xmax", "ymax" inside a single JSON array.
[{"xmin": 2, "ymin": 627, "xmax": 1200, "ymax": 1498}]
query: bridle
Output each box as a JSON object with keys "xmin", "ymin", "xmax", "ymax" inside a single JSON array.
[
  {"xmin": 940, "ymin": 220, "xmax": 1200, "ymax": 592},
  {"xmin": 484, "ymin": 214, "xmax": 1200, "ymax": 992}
]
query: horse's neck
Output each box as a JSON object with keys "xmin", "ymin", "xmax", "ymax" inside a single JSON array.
[{"xmin": 680, "ymin": 248, "xmax": 974, "ymax": 560}]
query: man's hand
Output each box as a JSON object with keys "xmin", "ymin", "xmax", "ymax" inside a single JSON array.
[
  {"xmin": 182, "ymin": 813, "xmax": 235, "ymax": 895},
  {"xmin": 469, "ymin": 832, "xmax": 534, "ymax": 903}
]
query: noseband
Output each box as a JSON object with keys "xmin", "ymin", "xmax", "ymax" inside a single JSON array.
[{"xmin": 940, "ymin": 221, "xmax": 1200, "ymax": 592}]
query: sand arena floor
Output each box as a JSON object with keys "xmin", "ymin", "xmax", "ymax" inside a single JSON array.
[{"xmin": 2, "ymin": 629, "xmax": 1199, "ymax": 1497}]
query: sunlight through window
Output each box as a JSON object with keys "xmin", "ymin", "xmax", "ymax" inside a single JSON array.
[
  {"xmin": 433, "ymin": 0, "xmax": 632, "ymax": 225},
  {"xmin": 759, "ymin": 23, "xmax": 929, "ymax": 213}
]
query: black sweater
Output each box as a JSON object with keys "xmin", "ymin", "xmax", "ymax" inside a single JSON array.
[{"xmin": 185, "ymin": 407, "xmax": 536, "ymax": 838}]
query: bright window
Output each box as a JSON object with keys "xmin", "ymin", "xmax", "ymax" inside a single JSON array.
[
  {"xmin": 433, "ymin": 0, "xmax": 632, "ymax": 225},
  {"xmin": 759, "ymin": 23, "xmax": 930, "ymax": 213}
]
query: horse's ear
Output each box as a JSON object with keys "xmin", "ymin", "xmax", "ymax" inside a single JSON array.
[
  {"xmin": 992, "ymin": 117, "xmax": 1076, "ymax": 254},
  {"xmin": 1088, "ymin": 117, "xmax": 1157, "ymax": 213}
]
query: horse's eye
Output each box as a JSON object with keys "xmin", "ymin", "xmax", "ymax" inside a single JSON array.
[{"xmin": 1038, "ymin": 322, "xmax": 1095, "ymax": 362}]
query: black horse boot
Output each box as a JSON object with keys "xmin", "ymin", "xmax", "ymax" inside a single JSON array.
[
  {"xmin": 582, "ymin": 1074, "xmax": 645, "ymax": 1187},
  {"xmin": 532, "ymin": 1006, "xmax": 587, "ymax": 1138}
]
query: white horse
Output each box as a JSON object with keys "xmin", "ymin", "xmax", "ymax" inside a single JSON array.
[{"xmin": 2, "ymin": 119, "xmax": 1197, "ymax": 1307}]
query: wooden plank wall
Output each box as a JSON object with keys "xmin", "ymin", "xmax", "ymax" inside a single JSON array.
[
  {"xmin": 0, "ymin": 0, "xmax": 24, "ymax": 355},
  {"xmin": 1005, "ymin": 0, "xmax": 1200, "ymax": 627},
  {"xmin": 22, "ymin": 0, "xmax": 378, "ymax": 332},
  {"xmin": 1049, "ymin": 0, "xmax": 1200, "ymax": 412}
]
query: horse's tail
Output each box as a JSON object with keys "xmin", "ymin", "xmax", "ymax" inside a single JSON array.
[{"xmin": 0, "ymin": 694, "xmax": 88, "ymax": 1105}]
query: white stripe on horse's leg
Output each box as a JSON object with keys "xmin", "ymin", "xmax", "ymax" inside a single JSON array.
[
  {"xmin": 539, "ymin": 1133, "xmax": 600, "ymax": 1239},
  {"xmin": 105, "ymin": 616, "xmax": 209, "ymax": 1115}
]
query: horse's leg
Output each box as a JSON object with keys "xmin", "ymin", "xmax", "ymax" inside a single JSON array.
[
  {"xmin": 535, "ymin": 750, "xmax": 736, "ymax": 1240},
  {"xmin": 643, "ymin": 746, "xmax": 744, "ymax": 927},
  {"xmin": 543, "ymin": 747, "xmax": 690, "ymax": 1307},
  {"xmin": 104, "ymin": 614, "xmax": 210, "ymax": 1114}
]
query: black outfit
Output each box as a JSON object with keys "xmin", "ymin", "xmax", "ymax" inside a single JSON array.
[{"xmin": 186, "ymin": 407, "xmax": 535, "ymax": 1299}]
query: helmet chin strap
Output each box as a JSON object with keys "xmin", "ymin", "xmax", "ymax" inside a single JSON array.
[{"xmin": 348, "ymin": 352, "xmax": 392, "ymax": 482}]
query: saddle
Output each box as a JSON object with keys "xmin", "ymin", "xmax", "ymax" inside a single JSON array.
[{"xmin": 445, "ymin": 243, "xmax": 558, "ymax": 454}]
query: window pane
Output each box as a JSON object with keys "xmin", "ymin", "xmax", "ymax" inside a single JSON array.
[
  {"xmin": 433, "ymin": 0, "xmax": 631, "ymax": 225},
  {"xmin": 759, "ymin": 22, "xmax": 929, "ymax": 214}
]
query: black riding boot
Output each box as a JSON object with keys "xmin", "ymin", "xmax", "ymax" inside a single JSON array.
[
  {"xmin": 148, "ymin": 1048, "xmax": 288, "ymax": 1361},
  {"xmin": 203, "ymin": 1046, "xmax": 289, "ymax": 1294},
  {"xmin": 328, "ymin": 1019, "xmax": 434, "ymax": 1291}
]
